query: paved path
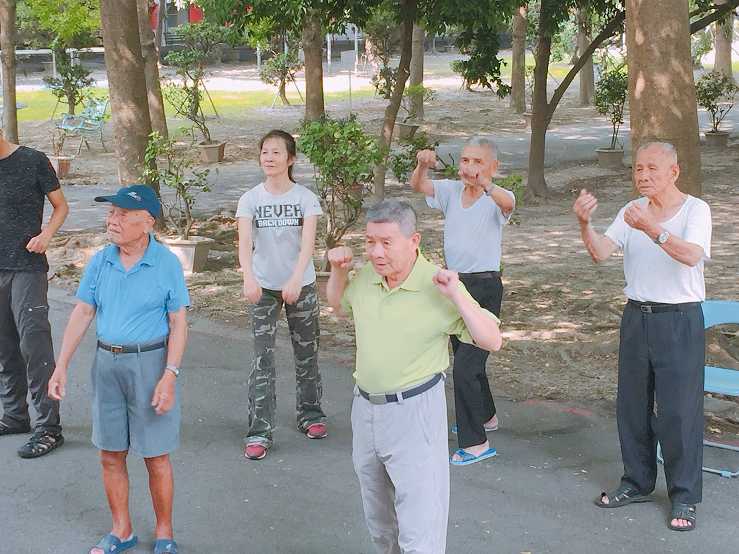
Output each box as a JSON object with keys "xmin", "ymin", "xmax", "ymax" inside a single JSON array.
[{"xmin": 1, "ymin": 288, "xmax": 736, "ymax": 553}]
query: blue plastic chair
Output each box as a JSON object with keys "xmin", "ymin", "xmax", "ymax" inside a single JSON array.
[
  {"xmin": 56, "ymin": 97, "xmax": 109, "ymax": 154},
  {"xmin": 658, "ymin": 300, "xmax": 739, "ymax": 478}
]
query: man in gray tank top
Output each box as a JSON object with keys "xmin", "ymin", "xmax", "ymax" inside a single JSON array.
[{"xmin": 410, "ymin": 137, "xmax": 514, "ymax": 465}]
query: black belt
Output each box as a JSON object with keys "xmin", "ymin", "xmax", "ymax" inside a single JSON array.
[
  {"xmin": 627, "ymin": 300, "xmax": 701, "ymax": 314},
  {"xmin": 97, "ymin": 340, "xmax": 167, "ymax": 354},
  {"xmin": 458, "ymin": 271, "xmax": 500, "ymax": 279},
  {"xmin": 358, "ymin": 373, "xmax": 443, "ymax": 405}
]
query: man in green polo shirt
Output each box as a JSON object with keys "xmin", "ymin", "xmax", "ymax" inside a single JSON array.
[{"xmin": 326, "ymin": 199, "xmax": 502, "ymax": 553}]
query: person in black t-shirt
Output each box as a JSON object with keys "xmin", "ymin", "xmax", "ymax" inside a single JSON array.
[{"xmin": 0, "ymin": 129, "xmax": 69, "ymax": 458}]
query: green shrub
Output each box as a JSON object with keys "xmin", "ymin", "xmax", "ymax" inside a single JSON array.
[{"xmin": 695, "ymin": 70, "xmax": 738, "ymax": 133}]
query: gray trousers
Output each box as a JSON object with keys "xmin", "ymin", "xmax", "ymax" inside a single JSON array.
[
  {"xmin": 0, "ymin": 271, "xmax": 60, "ymax": 434},
  {"xmin": 352, "ymin": 377, "xmax": 449, "ymax": 554}
]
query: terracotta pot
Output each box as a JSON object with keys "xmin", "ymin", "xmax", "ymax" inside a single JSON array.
[
  {"xmin": 198, "ymin": 141, "xmax": 226, "ymax": 164},
  {"xmin": 315, "ymin": 271, "xmax": 330, "ymax": 304},
  {"xmin": 161, "ymin": 236, "xmax": 214, "ymax": 274},
  {"xmin": 49, "ymin": 156, "xmax": 73, "ymax": 179},
  {"xmin": 595, "ymin": 147, "xmax": 624, "ymax": 170},
  {"xmin": 704, "ymin": 131, "xmax": 729, "ymax": 149},
  {"xmin": 396, "ymin": 122, "xmax": 420, "ymax": 140}
]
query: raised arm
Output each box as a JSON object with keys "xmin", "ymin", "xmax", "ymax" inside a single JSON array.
[
  {"xmin": 433, "ymin": 269, "xmax": 502, "ymax": 352},
  {"xmin": 573, "ymin": 189, "xmax": 618, "ymax": 263},
  {"xmin": 409, "ymin": 149, "xmax": 437, "ymax": 197},
  {"xmin": 326, "ymin": 246, "xmax": 353, "ymax": 316}
]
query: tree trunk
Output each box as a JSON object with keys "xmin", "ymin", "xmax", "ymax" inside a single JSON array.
[
  {"xmin": 155, "ymin": 0, "xmax": 166, "ymax": 57},
  {"xmin": 409, "ymin": 23, "xmax": 424, "ymax": 121},
  {"xmin": 0, "ymin": 0, "xmax": 19, "ymax": 143},
  {"xmin": 302, "ymin": 10, "xmax": 325, "ymax": 122},
  {"xmin": 137, "ymin": 0, "xmax": 168, "ymax": 139},
  {"xmin": 527, "ymin": 13, "xmax": 554, "ymax": 199},
  {"xmin": 714, "ymin": 0, "xmax": 734, "ymax": 82},
  {"xmin": 278, "ymin": 79, "xmax": 290, "ymax": 105},
  {"xmin": 372, "ymin": 0, "xmax": 417, "ymax": 201},
  {"xmin": 626, "ymin": 0, "xmax": 702, "ymax": 196},
  {"xmin": 510, "ymin": 4, "xmax": 527, "ymax": 113},
  {"xmin": 577, "ymin": 7, "xmax": 594, "ymax": 105},
  {"xmin": 101, "ymin": 0, "xmax": 155, "ymax": 187}
]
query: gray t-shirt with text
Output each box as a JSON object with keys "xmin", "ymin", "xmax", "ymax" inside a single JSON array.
[
  {"xmin": 426, "ymin": 179, "xmax": 514, "ymax": 273},
  {"xmin": 236, "ymin": 183, "xmax": 323, "ymax": 290}
]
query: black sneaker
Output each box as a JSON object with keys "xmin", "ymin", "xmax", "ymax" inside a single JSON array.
[
  {"xmin": 17, "ymin": 431, "xmax": 64, "ymax": 459},
  {"xmin": 0, "ymin": 419, "xmax": 31, "ymax": 436}
]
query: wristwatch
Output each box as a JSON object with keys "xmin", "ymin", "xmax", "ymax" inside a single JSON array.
[
  {"xmin": 654, "ymin": 230, "xmax": 670, "ymax": 245},
  {"xmin": 165, "ymin": 364, "xmax": 180, "ymax": 377}
]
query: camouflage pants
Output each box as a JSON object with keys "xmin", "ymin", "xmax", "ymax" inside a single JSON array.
[{"xmin": 246, "ymin": 283, "xmax": 325, "ymax": 447}]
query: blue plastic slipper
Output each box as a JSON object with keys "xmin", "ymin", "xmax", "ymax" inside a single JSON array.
[
  {"xmin": 154, "ymin": 538, "xmax": 179, "ymax": 554},
  {"xmin": 91, "ymin": 533, "xmax": 138, "ymax": 554},
  {"xmin": 450, "ymin": 447, "xmax": 498, "ymax": 466},
  {"xmin": 451, "ymin": 422, "xmax": 498, "ymax": 434}
]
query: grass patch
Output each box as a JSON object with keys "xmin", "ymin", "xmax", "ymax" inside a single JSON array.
[{"xmin": 15, "ymin": 85, "xmax": 377, "ymax": 122}]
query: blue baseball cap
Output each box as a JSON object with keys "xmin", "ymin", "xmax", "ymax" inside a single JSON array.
[{"xmin": 95, "ymin": 184, "xmax": 161, "ymax": 218}]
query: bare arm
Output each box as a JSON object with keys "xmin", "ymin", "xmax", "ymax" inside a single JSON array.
[
  {"xmin": 409, "ymin": 149, "xmax": 436, "ymax": 197},
  {"xmin": 27, "ymin": 189, "xmax": 69, "ymax": 254},
  {"xmin": 326, "ymin": 246, "xmax": 353, "ymax": 316},
  {"xmin": 166, "ymin": 308, "xmax": 188, "ymax": 369},
  {"xmin": 48, "ymin": 301, "xmax": 96, "ymax": 399},
  {"xmin": 237, "ymin": 217, "xmax": 262, "ymax": 303},
  {"xmin": 434, "ymin": 270, "xmax": 502, "ymax": 351},
  {"xmin": 487, "ymin": 185, "xmax": 515, "ymax": 216},
  {"xmin": 573, "ymin": 189, "xmax": 618, "ymax": 263}
]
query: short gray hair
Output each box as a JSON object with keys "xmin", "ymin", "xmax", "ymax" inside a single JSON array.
[
  {"xmin": 365, "ymin": 199, "xmax": 417, "ymax": 237},
  {"xmin": 464, "ymin": 136, "xmax": 498, "ymax": 160},
  {"xmin": 636, "ymin": 141, "xmax": 678, "ymax": 164}
]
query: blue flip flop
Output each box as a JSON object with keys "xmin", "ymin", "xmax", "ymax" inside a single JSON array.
[
  {"xmin": 91, "ymin": 533, "xmax": 138, "ymax": 553},
  {"xmin": 450, "ymin": 447, "xmax": 498, "ymax": 466},
  {"xmin": 154, "ymin": 539, "xmax": 179, "ymax": 553}
]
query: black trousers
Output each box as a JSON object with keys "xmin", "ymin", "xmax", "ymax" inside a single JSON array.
[
  {"xmin": 451, "ymin": 272, "xmax": 503, "ymax": 449},
  {"xmin": 0, "ymin": 271, "xmax": 60, "ymax": 434},
  {"xmin": 617, "ymin": 301, "xmax": 705, "ymax": 505}
]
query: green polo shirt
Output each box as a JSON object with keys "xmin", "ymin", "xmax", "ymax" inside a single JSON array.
[{"xmin": 341, "ymin": 252, "xmax": 499, "ymax": 394}]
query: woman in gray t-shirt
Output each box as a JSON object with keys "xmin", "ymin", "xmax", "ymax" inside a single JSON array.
[{"xmin": 236, "ymin": 130, "xmax": 327, "ymax": 460}]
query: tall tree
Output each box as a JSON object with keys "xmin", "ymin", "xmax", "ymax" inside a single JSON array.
[
  {"xmin": 137, "ymin": 0, "xmax": 169, "ymax": 138},
  {"xmin": 100, "ymin": 0, "xmax": 155, "ymax": 186},
  {"xmin": 0, "ymin": 0, "xmax": 18, "ymax": 143},
  {"xmin": 510, "ymin": 4, "xmax": 527, "ymax": 113},
  {"xmin": 714, "ymin": 0, "xmax": 734, "ymax": 81},
  {"xmin": 626, "ymin": 0, "xmax": 701, "ymax": 195},
  {"xmin": 302, "ymin": 8, "xmax": 325, "ymax": 121},
  {"xmin": 576, "ymin": 5, "xmax": 594, "ymax": 105},
  {"xmin": 408, "ymin": 23, "xmax": 425, "ymax": 121}
]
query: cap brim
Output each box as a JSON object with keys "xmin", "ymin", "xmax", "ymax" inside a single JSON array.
[{"xmin": 94, "ymin": 195, "xmax": 148, "ymax": 211}]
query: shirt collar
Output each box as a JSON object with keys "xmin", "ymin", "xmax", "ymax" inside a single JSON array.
[
  {"xmin": 370, "ymin": 250, "xmax": 426, "ymax": 292},
  {"xmin": 105, "ymin": 233, "xmax": 159, "ymax": 271}
]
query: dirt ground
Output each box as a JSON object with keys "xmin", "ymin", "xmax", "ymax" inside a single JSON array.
[{"xmin": 32, "ymin": 80, "xmax": 739, "ymax": 437}]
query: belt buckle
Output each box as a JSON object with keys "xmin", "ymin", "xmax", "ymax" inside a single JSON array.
[
  {"xmin": 368, "ymin": 393, "xmax": 388, "ymax": 405},
  {"xmin": 640, "ymin": 305, "xmax": 652, "ymax": 314},
  {"xmin": 110, "ymin": 345, "xmax": 124, "ymax": 353}
]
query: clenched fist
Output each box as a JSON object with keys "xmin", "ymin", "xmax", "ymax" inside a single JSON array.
[
  {"xmin": 328, "ymin": 246, "xmax": 353, "ymax": 270},
  {"xmin": 416, "ymin": 149, "xmax": 437, "ymax": 169},
  {"xmin": 432, "ymin": 269, "xmax": 461, "ymax": 299},
  {"xmin": 573, "ymin": 189, "xmax": 598, "ymax": 225}
]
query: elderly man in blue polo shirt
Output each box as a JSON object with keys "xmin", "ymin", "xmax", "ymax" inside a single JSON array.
[{"xmin": 48, "ymin": 185, "xmax": 189, "ymax": 554}]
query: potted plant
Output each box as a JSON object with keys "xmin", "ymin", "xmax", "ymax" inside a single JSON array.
[
  {"xmin": 48, "ymin": 128, "xmax": 74, "ymax": 179},
  {"xmin": 143, "ymin": 132, "xmax": 214, "ymax": 273},
  {"xmin": 298, "ymin": 116, "xmax": 382, "ymax": 295},
  {"xmin": 163, "ymin": 22, "xmax": 227, "ymax": 163},
  {"xmin": 695, "ymin": 70, "xmax": 738, "ymax": 149},
  {"xmin": 395, "ymin": 85, "xmax": 435, "ymax": 140},
  {"xmin": 594, "ymin": 62, "xmax": 628, "ymax": 169}
]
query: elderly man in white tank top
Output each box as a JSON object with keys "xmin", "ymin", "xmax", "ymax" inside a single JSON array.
[{"xmin": 573, "ymin": 141, "xmax": 712, "ymax": 532}]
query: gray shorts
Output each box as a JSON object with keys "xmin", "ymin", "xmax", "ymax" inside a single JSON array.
[{"xmin": 90, "ymin": 339, "xmax": 180, "ymax": 458}]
